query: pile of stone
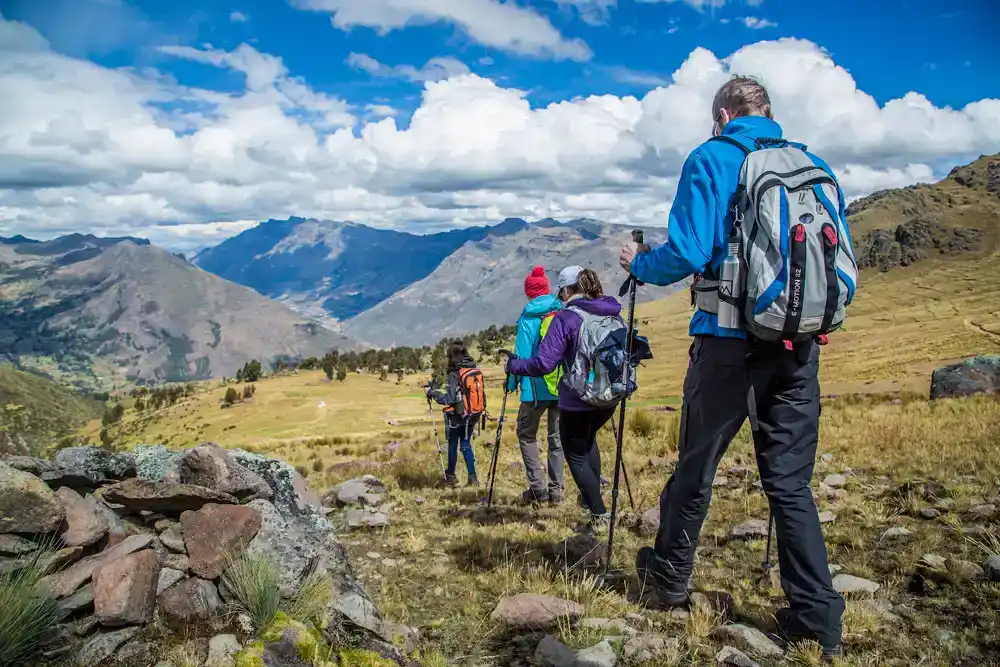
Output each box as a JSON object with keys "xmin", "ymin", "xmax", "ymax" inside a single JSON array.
[
  {"xmin": 323, "ymin": 475, "xmax": 391, "ymax": 530},
  {"xmin": 0, "ymin": 443, "xmax": 410, "ymax": 667}
]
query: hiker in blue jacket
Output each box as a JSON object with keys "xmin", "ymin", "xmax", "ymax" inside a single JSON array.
[
  {"xmin": 619, "ymin": 76, "xmax": 846, "ymax": 661},
  {"xmin": 507, "ymin": 266, "xmax": 565, "ymax": 506}
]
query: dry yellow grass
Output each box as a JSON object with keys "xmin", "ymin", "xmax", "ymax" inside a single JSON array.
[{"xmin": 79, "ymin": 253, "xmax": 1000, "ymax": 666}]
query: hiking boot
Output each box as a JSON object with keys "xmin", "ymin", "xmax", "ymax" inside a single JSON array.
[
  {"xmin": 520, "ymin": 489, "xmax": 548, "ymax": 505},
  {"xmin": 466, "ymin": 475, "xmax": 479, "ymax": 487},
  {"xmin": 548, "ymin": 490, "xmax": 564, "ymax": 506},
  {"xmin": 635, "ymin": 547, "xmax": 690, "ymax": 608},
  {"xmin": 772, "ymin": 608, "xmax": 843, "ymax": 663},
  {"xmin": 440, "ymin": 473, "xmax": 459, "ymax": 488}
]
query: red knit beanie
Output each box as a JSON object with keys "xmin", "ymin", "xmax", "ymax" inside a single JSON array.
[{"xmin": 524, "ymin": 266, "xmax": 550, "ymax": 299}]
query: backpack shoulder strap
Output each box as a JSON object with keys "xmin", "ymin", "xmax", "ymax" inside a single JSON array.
[{"xmin": 709, "ymin": 134, "xmax": 754, "ymax": 155}]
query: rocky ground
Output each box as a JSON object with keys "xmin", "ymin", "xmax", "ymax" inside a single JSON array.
[{"xmin": 0, "ymin": 444, "xmax": 416, "ymax": 667}]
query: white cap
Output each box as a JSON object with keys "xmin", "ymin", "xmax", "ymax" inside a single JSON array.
[{"xmin": 557, "ymin": 265, "xmax": 584, "ymax": 290}]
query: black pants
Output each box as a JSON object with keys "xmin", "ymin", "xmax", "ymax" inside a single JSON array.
[
  {"xmin": 653, "ymin": 336, "xmax": 844, "ymax": 647},
  {"xmin": 559, "ymin": 407, "xmax": 616, "ymax": 515}
]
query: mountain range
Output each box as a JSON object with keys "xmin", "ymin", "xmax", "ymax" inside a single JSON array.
[
  {"xmin": 3, "ymin": 152, "xmax": 995, "ymax": 389},
  {"xmin": 194, "ymin": 217, "xmax": 674, "ymax": 347},
  {"xmin": 0, "ymin": 235, "xmax": 353, "ymax": 390}
]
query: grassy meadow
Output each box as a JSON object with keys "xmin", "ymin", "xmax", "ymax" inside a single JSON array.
[{"xmin": 81, "ymin": 252, "xmax": 1000, "ymax": 666}]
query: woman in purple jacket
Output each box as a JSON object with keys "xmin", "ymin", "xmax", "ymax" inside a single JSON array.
[{"xmin": 507, "ymin": 266, "xmax": 623, "ymax": 528}]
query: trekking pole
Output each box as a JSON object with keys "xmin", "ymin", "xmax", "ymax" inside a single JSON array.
[
  {"xmin": 426, "ymin": 392, "xmax": 447, "ymax": 478},
  {"xmin": 606, "ymin": 229, "xmax": 645, "ymax": 570},
  {"xmin": 486, "ymin": 351, "xmax": 514, "ymax": 508},
  {"xmin": 764, "ymin": 511, "xmax": 775, "ymax": 570},
  {"xmin": 608, "ymin": 418, "xmax": 635, "ymax": 510}
]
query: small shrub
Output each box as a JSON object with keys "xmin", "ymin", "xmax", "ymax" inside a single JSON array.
[
  {"xmin": 296, "ymin": 465, "xmax": 310, "ymax": 478},
  {"xmin": 224, "ymin": 387, "xmax": 240, "ymax": 405},
  {"xmin": 0, "ymin": 546, "xmax": 61, "ymax": 667},
  {"xmin": 336, "ymin": 366, "xmax": 348, "ymax": 383},
  {"xmin": 312, "ymin": 458, "xmax": 323, "ymax": 473},
  {"xmin": 242, "ymin": 384, "xmax": 256, "ymax": 400},
  {"xmin": 221, "ymin": 551, "xmax": 281, "ymax": 631}
]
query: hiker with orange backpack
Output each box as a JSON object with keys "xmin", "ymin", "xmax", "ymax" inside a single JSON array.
[
  {"xmin": 427, "ymin": 340, "xmax": 486, "ymax": 487},
  {"xmin": 508, "ymin": 266, "xmax": 565, "ymax": 506}
]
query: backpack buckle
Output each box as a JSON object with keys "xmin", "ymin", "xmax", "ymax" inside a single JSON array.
[
  {"xmin": 782, "ymin": 340, "xmax": 794, "ymax": 352},
  {"xmin": 816, "ymin": 334, "xmax": 830, "ymax": 346}
]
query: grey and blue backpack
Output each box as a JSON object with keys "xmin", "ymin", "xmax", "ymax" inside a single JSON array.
[{"xmin": 694, "ymin": 136, "xmax": 860, "ymax": 344}]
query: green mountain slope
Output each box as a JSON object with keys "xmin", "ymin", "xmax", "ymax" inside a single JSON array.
[{"xmin": 0, "ymin": 364, "xmax": 102, "ymax": 455}]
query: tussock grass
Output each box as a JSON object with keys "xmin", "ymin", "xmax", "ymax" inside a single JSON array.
[
  {"xmin": 221, "ymin": 551, "xmax": 282, "ymax": 631},
  {"xmin": 0, "ymin": 545, "xmax": 61, "ymax": 667},
  {"xmin": 284, "ymin": 570, "xmax": 335, "ymax": 626}
]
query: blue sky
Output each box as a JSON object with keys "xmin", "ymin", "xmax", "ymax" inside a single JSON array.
[
  {"xmin": 6, "ymin": 0, "xmax": 996, "ymax": 113},
  {"xmin": 0, "ymin": 0, "xmax": 998, "ymax": 249}
]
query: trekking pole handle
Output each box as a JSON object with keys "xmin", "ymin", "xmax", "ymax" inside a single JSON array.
[{"xmin": 631, "ymin": 229, "xmax": 643, "ymax": 244}]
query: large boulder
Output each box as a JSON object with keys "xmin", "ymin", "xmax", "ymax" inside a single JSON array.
[
  {"xmin": 102, "ymin": 479, "xmax": 237, "ymax": 513},
  {"xmin": 0, "ymin": 533, "xmax": 39, "ymax": 555},
  {"xmin": 0, "ymin": 461, "xmax": 65, "ymax": 533},
  {"xmin": 157, "ymin": 577, "xmax": 221, "ymax": 628},
  {"xmin": 56, "ymin": 486, "xmax": 109, "ymax": 547},
  {"xmin": 93, "ymin": 549, "xmax": 160, "ymax": 626},
  {"xmin": 54, "ymin": 447, "xmax": 135, "ymax": 480},
  {"xmin": 177, "ymin": 443, "xmax": 273, "ymax": 501},
  {"xmin": 930, "ymin": 356, "xmax": 1000, "ymax": 400},
  {"xmin": 180, "ymin": 503, "xmax": 262, "ymax": 579},
  {"xmin": 39, "ymin": 534, "xmax": 154, "ymax": 599},
  {"xmin": 246, "ymin": 499, "xmax": 326, "ymax": 597}
]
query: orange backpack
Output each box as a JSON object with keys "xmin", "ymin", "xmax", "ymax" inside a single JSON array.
[{"xmin": 457, "ymin": 367, "xmax": 486, "ymax": 417}]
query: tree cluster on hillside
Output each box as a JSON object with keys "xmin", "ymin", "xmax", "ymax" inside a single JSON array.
[{"xmin": 236, "ymin": 359, "xmax": 262, "ymax": 383}]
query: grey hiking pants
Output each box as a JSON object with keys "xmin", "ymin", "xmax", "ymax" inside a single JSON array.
[
  {"xmin": 516, "ymin": 400, "xmax": 565, "ymax": 498},
  {"xmin": 653, "ymin": 336, "xmax": 844, "ymax": 648}
]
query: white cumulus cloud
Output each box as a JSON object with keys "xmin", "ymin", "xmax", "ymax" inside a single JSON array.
[
  {"xmin": 346, "ymin": 52, "xmax": 469, "ymax": 82},
  {"xmin": 291, "ymin": 0, "xmax": 592, "ymax": 61},
  {"xmin": 0, "ymin": 17, "xmax": 998, "ymax": 252},
  {"xmin": 229, "ymin": 11, "xmax": 248, "ymax": 23}
]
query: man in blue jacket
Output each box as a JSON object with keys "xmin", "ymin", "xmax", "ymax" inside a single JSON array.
[
  {"xmin": 619, "ymin": 76, "xmax": 845, "ymax": 660},
  {"xmin": 508, "ymin": 266, "xmax": 566, "ymax": 505}
]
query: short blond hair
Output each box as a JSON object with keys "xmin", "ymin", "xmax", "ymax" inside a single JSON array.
[{"xmin": 712, "ymin": 75, "xmax": 772, "ymax": 120}]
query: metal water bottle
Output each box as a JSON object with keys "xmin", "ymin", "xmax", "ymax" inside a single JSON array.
[{"xmin": 717, "ymin": 240, "xmax": 742, "ymax": 330}]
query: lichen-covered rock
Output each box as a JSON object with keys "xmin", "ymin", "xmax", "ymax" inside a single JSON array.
[
  {"xmin": 156, "ymin": 567, "xmax": 187, "ymax": 595},
  {"xmin": 76, "ymin": 627, "xmax": 140, "ymax": 667},
  {"xmin": 178, "ymin": 443, "xmax": 273, "ymax": 501},
  {"xmin": 57, "ymin": 486, "xmax": 110, "ymax": 547},
  {"xmin": 230, "ymin": 450, "xmax": 322, "ymax": 516},
  {"xmin": 115, "ymin": 642, "xmax": 159, "ymax": 667},
  {"xmin": 0, "ymin": 461, "xmax": 65, "ymax": 533},
  {"xmin": 552, "ymin": 531, "xmax": 606, "ymax": 570},
  {"xmin": 181, "ymin": 503, "xmax": 261, "ymax": 579},
  {"xmin": 714, "ymin": 624, "xmax": 783, "ymax": 657},
  {"xmin": 930, "ymin": 355, "xmax": 1000, "ymax": 399},
  {"xmin": 93, "ymin": 549, "xmax": 160, "ymax": 626},
  {"xmin": 730, "ymin": 519, "xmax": 769, "ymax": 540},
  {"xmin": 133, "ymin": 445, "xmax": 181, "ymax": 482},
  {"xmin": 103, "ymin": 478, "xmax": 238, "ymax": 513},
  {"xmin": 157, "ymin": 577, "xmax": 221, "ymax": 628},
  {"xmin": 41, "ymin": 468, "xmax": 106, "ymax": 490},
  {"xmin": 246, "ymin": 499, "xmax": 326, "ymax": 597},
  {"xmin": 54, "ymin": 447, "xmax": 135, "ymax": 480},
  {"xmin": 2, "ymin": 455, "xmax": 59, "ymax": 475},
  {"xmin": 206, "ymin": 634, "xmax": 241, "ymax": 667},
  {"xmin": 159, "ymin": 523, "xmax": 187, "ymax": 553},
  {"xmin": 56, "ymin": 584, "xmax": 95, "ymax": 621},
  {"xmin": 0, "ymin": 533, "xmax": 39, "ymax": 555}
]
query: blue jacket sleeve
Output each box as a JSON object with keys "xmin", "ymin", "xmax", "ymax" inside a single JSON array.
[
  {"xmin": 509, "ymin": 313, "xmax": 569, "ymax": 377},
  {"xmin": 630, "ymin": 150, "xmax": 719, "ymax": 286}
]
